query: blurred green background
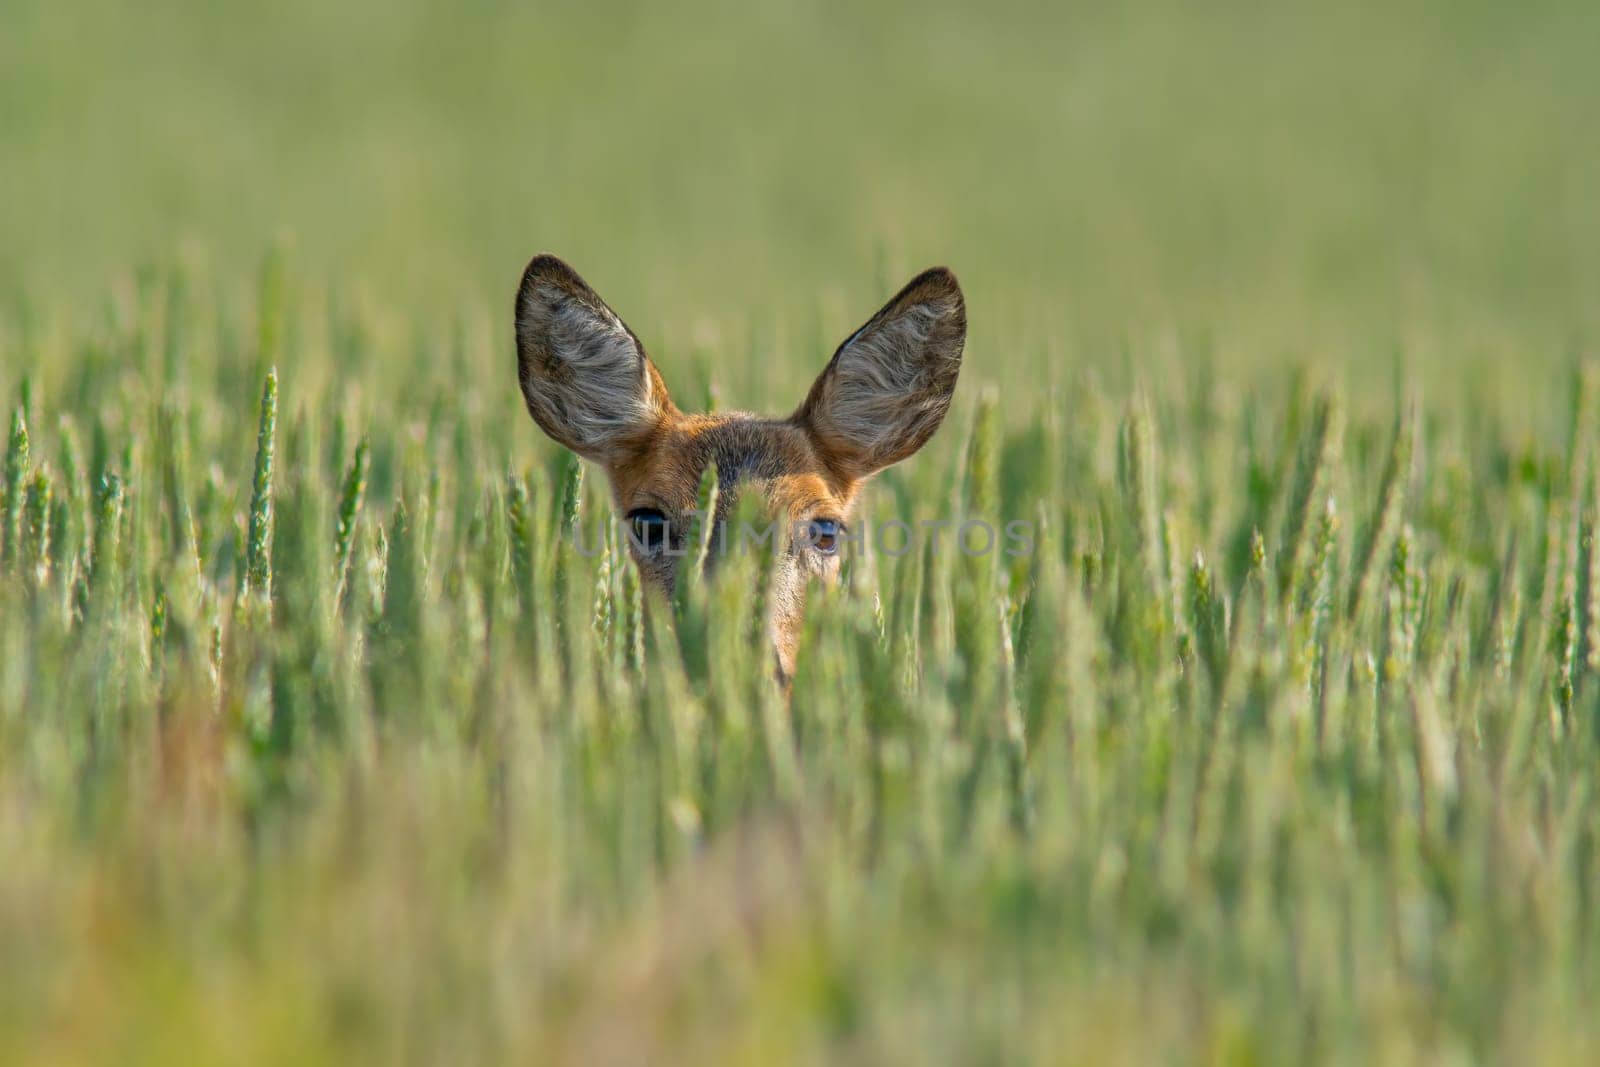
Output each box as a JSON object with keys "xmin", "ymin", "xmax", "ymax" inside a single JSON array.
[{"xmin": 5, "ymin": 0, "xmax": 1598, "ymax": 399}]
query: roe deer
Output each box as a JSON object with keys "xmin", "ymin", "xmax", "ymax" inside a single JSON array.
[{"xmin": 515, "ymin": 254, "xmax": 965, "ymax": 684}]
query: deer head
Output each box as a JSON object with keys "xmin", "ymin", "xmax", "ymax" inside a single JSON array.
[{"xmin": 515, "ymin": 254, "xmax": 965, "ymax": 684}]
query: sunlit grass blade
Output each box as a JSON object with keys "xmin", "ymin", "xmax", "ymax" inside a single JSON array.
[
  {"xmin": 242, "ymin": 367, "xmax": 278, "ymax": 612},
  {"xmin": 2, "ymin": 406, "xmax": 29, "ymax": 568},
  {"xmin": 333, "ymin": 436, "xmax": 371, "ymax": 606},
  {"xmin": 1348, "ymin": 398, "xmax": 1416, "ymax": 624}
]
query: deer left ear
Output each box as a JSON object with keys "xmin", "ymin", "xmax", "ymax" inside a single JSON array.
[
  {"xmin": 795, "ymin": 267, "xmax": 966, "ymax": 480},
  {"xmin": 515, "ymin": 254, "xmax": 671, "ymax": 463}
]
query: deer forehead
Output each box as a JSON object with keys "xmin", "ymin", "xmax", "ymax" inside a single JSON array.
[{"xmin": 608, "ymin": 412, "xmax": 857, "ymax": 519}]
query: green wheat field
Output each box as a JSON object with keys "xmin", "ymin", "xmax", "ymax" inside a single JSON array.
[{"xmin": 5, "ymin": 0, "xmax": 1600, "ymax": 1062}]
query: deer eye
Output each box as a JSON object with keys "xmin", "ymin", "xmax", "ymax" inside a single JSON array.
[
  {"xmin": 627, "ymin": 508, "xmax": 672, "ymax": 553},
  {"xmin": 809, "ymin": 518, "xmax": 842, "ymax": 555}
]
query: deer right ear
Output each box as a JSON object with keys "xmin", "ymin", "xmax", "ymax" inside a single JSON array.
[
  {"xmin": 795, "ymin": 266, "xmax": 966, "ymax": 481},
  {"xmin": 515, "ymin": 255, "xmax": 670, "ymax": 462}
]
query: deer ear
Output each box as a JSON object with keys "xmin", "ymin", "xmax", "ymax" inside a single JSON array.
[
  {"xmin": 515, "ymin": 255, "xmax": 670, "ymax": 462},
  {"xmin": 796, "ymin": 267, "xmax": 966, "ymax": 480}
]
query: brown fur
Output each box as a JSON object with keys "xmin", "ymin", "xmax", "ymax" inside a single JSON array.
[{"xmin": 514, "ymin": 254, "xmax": 966, "ymax": 684}]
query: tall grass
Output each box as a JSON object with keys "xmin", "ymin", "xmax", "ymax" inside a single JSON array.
[{"xmin": 1, "ymin": 265, "xmax": 1599, "ymax": 1060}]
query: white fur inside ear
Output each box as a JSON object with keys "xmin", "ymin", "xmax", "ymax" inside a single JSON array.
[
  {"xmin": 517, "ymin": 280, "xmax": 656, "ymax": 457},
  {"xmin": 806, "ymin": 286, "xmax": 964, "ymax": 476},
  {"xmin": 827, "ymin": 301, "xmax": 955, "ymax": 447}
]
